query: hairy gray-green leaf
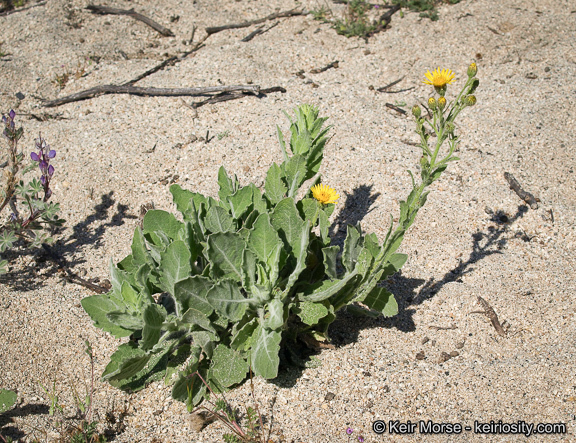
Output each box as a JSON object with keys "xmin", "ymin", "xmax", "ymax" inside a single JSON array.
[
  {"xmin": 206, "ymin": 279, "xmax": 249, "ymax": 322},
  {"xmin": 217, "ymin": 166, "xmax": 238, "ymax": 206},
  {"xmin": 362, "ymin": 286, "xmax": 398, "ymax": 317},
  {"xmin": 81, "ymin": 293, "xmax": 134, "ymax": 338},
  {"xmin": 322, "ymin": 246, "xmax": 339, "ymax": 280},
  {"xmin": 342, "ymin": 224, "xmax": 363, "ymax": 273},
  {"xmin": 141, "ymin": 304, "xmax": 167, "ymax": 350},
  {"xmin": 248, "ymin": 213, "xmax": 283, "ymax": 276},
  {"xmin": 228, "ymin": 185, "xmax": 253, "ymax": 220},
  {"xmin": 158, "ymin": 240, "xmax": 192, "ymax": 297},
  {"xmin": 263, "ymin": 298, "xmax": 284, "ymax": 330},
  {"xmin": 204, "ymin": 205, "xmax": 234, "ymax": 234},
  {"xmin": 206, "ymin": 232, "xmax": 246, "ymax": 281},
  {"xmin": 293, "ymin": 300, "xmax": 328, "ymax": 326},
  {"xmin": 250, "ymin": 326, "xmax": 281, "ymax": 379},
  {"xmin": 282, "ymin": 154, "xmax": 307, "ymax": 198},
  {"xmin": 102, "ymin": 344, "xmax": 150, "ymax": 382},
  {"xmin": 264, "ymin": 162, "xmax": 287, "ymax": 205},
  {"xmin": 142, "ymin": 210, "xmax": 183, "ymax": 240},
  {"xmin": 230, "ymin": 318, "xmax": 258, "ymax": 351},
  {"xmin": 210, "ymin": 344, "xmax": 249, "ymax": 388},
  {"xmin": 106, "ymin": 311, "xmax": 144, "ymax": 331},
  {"xmin": 174, "ymin": 276, "xmax": 213, "ymax": 316},
  {"xmin": 0, "ymin": 389, "xmax": 17, "ymax": 413}
]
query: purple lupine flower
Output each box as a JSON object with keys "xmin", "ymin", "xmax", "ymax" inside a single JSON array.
[
  {"xmin": 346, "ymin": 427, "xmax": 354, "ymax": 435},
  {"xmin": 2, "ymin": 109, "xmax": 16, "ymax": 140},
  {"xmin": 30, "ymin": 133, "xmax": 56, "ymax": 201}
]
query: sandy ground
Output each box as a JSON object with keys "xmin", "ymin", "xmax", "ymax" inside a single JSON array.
[{"xmin": 1, "ymin": 0, "xmax": 575, "ymax": 441}]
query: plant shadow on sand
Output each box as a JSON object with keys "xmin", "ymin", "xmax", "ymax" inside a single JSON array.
[
  {"xmin": 273, "ymin": 184, "xmax": 530, "ymax": 388},
  {"xmin": 0, "ymin": 403, "xmax": 50, "ymax": 442},
  {"xmin": 0, "ymin": 191, "xmax": 137, "ymax": 292}
]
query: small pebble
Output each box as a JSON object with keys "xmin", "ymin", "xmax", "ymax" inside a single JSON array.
[
  {"xmin": 421, "ymin": 336, "xmax": 430, "ymax": 345},
  {"xmin": 438, "ymin": 352, "xmax": 451, "ymax": 363},
  {"xmin": 415, "ymin": 351, "xmax": 426, "ymax": 360}
]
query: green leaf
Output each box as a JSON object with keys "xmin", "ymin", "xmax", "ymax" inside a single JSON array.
[
  {"xmin": 263, "ymin": 299, "xmax": 284, "ymax": 330},
  {"xmin": 206, "ymin": 232, "xmax": 246, "ymax": 281},
  {"xmin": 0, "ymin": 389, "xmax": 17, "ymax": 413},
  {"xmin": 250, "ymin": 326, "xmax": 281, "ymax": 379},
  {"xmin": 143, "ymin": 210, "xmax": 183, "ymax": 240},
  {"xmin": 230, "ymin": 318, "xmax": 258, "ymax": 351},
  {"xmin": 174, "ymin": 276, "xmax": 214, "ymax": 316},
  {"xmin": 247, "ymin": 213, "xmax": 283, "ymax": 276},
  {"xmin": 106, "ymin": 311, "xmax": 144, "ymax": 331},
  {"xmin": 298, "ymin": 268, "xmax": 360, "ymax": 302},
  {"xmin": 217, "ymin": 166, "xmax": 238, "ymax": 203},
  {"xmin": 362, "ymin": 286, "xmax": 398, "ymax": 317},
  {"xmin": 102, "ymin": 343, "xmax": 150, "ymax": 382},
  {"xmin": 250, "ymin": 184, "xmax": 269, "ymax": 215},
  {"xmin": 206, "ymin": 279, "xmax": 249, "ymax": 322},
  {"xmin": 171, "ymin": 346, "xmax": 202, "ymax": 401},
  {"xmin": 322, "ymin": 246, "xmax": 339, "ymax": 280},
  {"xmin": 120, "ymin": 281, "xmax": 140, "ymax": 309},
  {"xmin": 293, "ymin": 301, "xmax": 328, "ymax": 326},
  {"xmin": 130, "ymin": 228, "xmax": 152, "ymax": 268},
  {"xmin": 209, "ymin": 345, "xmax": 249, "ymax": 388},
  {"xmin": 282, "ymin": 154, "xmax": 307, "ymax": 197},
  {"xmin": 0, "ymin": 229, "xmax": 17, "ymax": 252},
  {"xmin": 264, "ymin": 162, "xmax": 287, "ymax": 205},
  {"xmin": 342, "ymin": 224, "xmax": 363, "ymax": 273},
  {"xmin": 191, "ymin": 331, "xmax": 217, "ymax": 358},
  {"xmin": 170, "ymin": 184, "xmax": 195, "ymax": 220},
  {"xmin": 158, "ymin": 240, "xmax": 192, "ymax": 296},
  {"xmin": 181, "ymin": 307, "xmax": 216, "ymax": 333},
  {"xmin": 81, "ymin": 294, "xmax": 134, "ymax": 338},
  {"xmin": 318, "ymin": 208, "xmax": 330, "ymax": 243},
  {"xmin": 141, "ymin": 304, "xmax": 167, "ymax": 350},
  {"xmin": 227, "ymin": 185, "xmax": 253, "ymax": 220},
  {"xmin": 164, "ymin": 344, "xmax": 192, "ymax": 385},
  {"xmin": 364, "ymin": 232, "xmax": 381, "ymax": 258},
  {"xmin": 270, "ymin": 197, "xmax": 306, "ymax": 258},
  {"xmin": 204, "ymin": 205, "xmax": 234, "ymax": 233}
]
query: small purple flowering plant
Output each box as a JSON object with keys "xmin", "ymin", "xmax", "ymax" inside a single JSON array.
[{"xmin": 0, "ymin": 109, "xmax": 64, "ymax": 273}]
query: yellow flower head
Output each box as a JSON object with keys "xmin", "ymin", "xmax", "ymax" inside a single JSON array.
[
  {"xmin": 423, "ymin": 68, "xmax": 456, "ymax": 88},
  {"xmin": 437, "ymin": 96, "xmax": 446, "ymax": 110},
  {"xmin": 311, "ymin": 184, "xmax": 339, "ymax": 205}
]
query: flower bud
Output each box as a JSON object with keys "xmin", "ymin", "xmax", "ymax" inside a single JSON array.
[
  {"xmin": 412, "ymin": 105, "xmax": 421, "ymax": 118},
  {"xmin": 464, "ymin": 95, "xmax": 477, "ymax": 107},
  {"xmin": 428, "ymin": 97, "xmax": 437, "ymax": 110},
  {"xmin": 467, "ymin": 62, "xmax": 477, "ymax": 78},
  {"xmin": 437, "ymin": 96, "xmax": 446, "ymax": 110},
  {"xmin": 445, "ymin": 122, "xmax": 455, "ymax": 133}
]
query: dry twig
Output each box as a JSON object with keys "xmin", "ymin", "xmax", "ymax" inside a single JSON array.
[
  {"xmin": 205, "ymin": 8, "xmax": 305, "ymax": 35},
  {"xmin": 309, "ymin": 61, "xmax": 339, "ymax": 74},
  {"xmin": 428, "ymin": 324, "xmax": 458, "ymax": 331},
  {"xmin": 0, "ymin": 0, "xmax": 46, "ymax": 16},
  {"xmin": 472, "ymin": 296, "xmax": 507, "ymax": 336},
  {"xmin": 86, "ymin": 4, "xmax": 174, "ymax": 37},
  {"xmin": 385, "ymin": 103, "xmax": 407, "ymax": 115},
  {"xmin": 504, "ymin": 172, "xmax": 539, "ymax": 209},
  {"xmin": 42, "ymin": 84, "xmax": 260, "ymax": 107},
  {"xmin": 191, "ymin": 86, "xmax": 286, "ymax": 109},
  {"xmin": 241, "ymin": 21, "xmax": 279, "ymax": 42}
]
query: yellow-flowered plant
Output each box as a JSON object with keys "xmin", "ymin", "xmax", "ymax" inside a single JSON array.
[{"xmin": 83, "ymin": 67, "xmax": 479, "ymax": 410}]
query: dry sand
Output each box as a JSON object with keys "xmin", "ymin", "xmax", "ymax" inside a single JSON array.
[{"xmin": 1, "ymin": 0, "xmax": 575, "ymax": 441}]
